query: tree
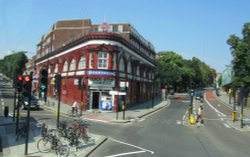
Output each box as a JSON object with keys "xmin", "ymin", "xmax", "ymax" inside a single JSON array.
[
  {"xmin": 227, "ymin": 23, "xmax": 250, "ymax": 94},
  {"xmin": 0, "ymin": 51, "xmax": 28, "ymax": 79},
  {"xmin": 156, "ymin": 51, "xmax": 216, "ymax": 92}
]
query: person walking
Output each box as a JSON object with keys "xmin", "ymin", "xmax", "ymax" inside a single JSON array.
[
  {"xmin": 196, "ymin": 104, "xmax": 204, "ymax": 124},
  {"xmin": 72, "ymin": 100, "xmax": 79, "ymax": 115}
]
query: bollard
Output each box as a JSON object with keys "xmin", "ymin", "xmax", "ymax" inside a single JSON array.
[
  {"xmin": 232, "ymin": 111, "xmax": 237, "ymax": 122},
  {"xmin": 4, "ymin": 106, "xmax": 9, "ymax": 117}
]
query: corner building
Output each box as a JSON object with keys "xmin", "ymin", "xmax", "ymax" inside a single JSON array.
[{"xmin": 35, "ymin": 19, "xmax": 156, "ymax": 111}]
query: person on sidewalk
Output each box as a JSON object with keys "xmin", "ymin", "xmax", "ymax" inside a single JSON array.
[
  {"xmin": 72, "ymin": 100, "xmax": 79, "ymax": 115},
  {"xmin": 196, "ymin": 104, "xmax": 204, "ymax": 124}
]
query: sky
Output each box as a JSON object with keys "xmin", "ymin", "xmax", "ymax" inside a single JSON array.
[{"xmin": 0, "ymin": 0, "xmax": 250, "ymax": 73}]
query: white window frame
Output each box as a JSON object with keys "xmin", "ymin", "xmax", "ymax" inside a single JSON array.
[
  {"xmin": 69, "ymin": 58, "xmax": 76, "ymax": 71},
  {"xmin": 63, "ymin": 61, "xmax": 68, "ymax": 72},
  {"xmin": 78, "ymin": 55, "xmax": 86, "ymax": 70},
  {"xmin": 98, "ymin": 51, "xmax": 109, "ymax": 69}
]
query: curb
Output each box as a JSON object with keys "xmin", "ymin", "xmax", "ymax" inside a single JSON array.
[
  {"xmin": 109, "ymin": 100, "xmax": 170, "ymax": 123},
  {"xmin": 81, "ymin": 136, "xmax": 108, "ymax": 157}
]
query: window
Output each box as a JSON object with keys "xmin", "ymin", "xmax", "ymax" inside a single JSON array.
[
  {"xmin": 89, "ymin": 53, "xmax": 93, "ymax": 69},
  {"xmin": 136, "ymin": 66, "xmax": 140, "ymax": 76},
  {"xmin": 54, "ymin": 64, "xmax": 58, "ymax": 73},
  {"xmin": 127, "ymin": 61, "xmax": 132, "ymax": 74},
  {"xmin": 69, "ymin": 58, "xmax": 76, "ymax": 71},
  {"xmin": 119, "ymin": 58, "xmax": 125, "ymax": 72},
  {"xmin": 63, "ymin": 61, "xmax": 68, "ymax": 72},
  {"xmin": 78, "ymin": 55, "xmax": 86, "ymax": 69},
  {"xmin": 112, "ymin": 53, "xmax": 116, "ymax": 70},
  {"xmin": 98, "ymin": 51, "xmax": 108, "ymax": 69}
]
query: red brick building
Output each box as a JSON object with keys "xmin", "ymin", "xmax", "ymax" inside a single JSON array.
[{"xmin": 35, "ymin": 19, "xmax": 156, "ymax": 111}]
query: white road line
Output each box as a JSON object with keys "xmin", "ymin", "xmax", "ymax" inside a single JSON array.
[
  {"xmin": 105, "ymin": 150, "xmax": 146, "ymax": 157},
  {"xmin": 84, "ymin": 118, "xmax": 109, "ymax": 123},
  {"xmin": 204, "ymin": 94, "xmax": 226, "ymax": 117},
  {"xmin": 138, "ymin": 118, "xmax": 145, "ymax": 122},
  {"xmin": 109, "ymin": 138, "xmax": 154, "ymax": 154},
  {"xmin": 224, "ymin": 123, "xmax": 231, "ymax": 128}
]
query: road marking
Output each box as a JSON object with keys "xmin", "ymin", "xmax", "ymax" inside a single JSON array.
[
  {"xmin": 204, "ymin": 95, "xmax": 226, "ymax": 117},
  {"xmin": 224, "ymin": 123, "xmax": 231, "ymax": 128},
  {"xmin": 176, "ymin": 120, "xmax": 182, "ymax": 125},
  {"xmin": 105, "ymin": 150, "xmax": 146, "ymax": 157},
  {"xmin": 84, "ymin": 118, "xmax": 109, "ymax": 123},
  {"xmin": 109, "ymin": 138, "xmax": 154, "ymax": 155},
  {"xmin": 138, "ymin": 118, "xmax": 145, "ymax": 122},
  {"xmin": 182, "ymin": 100, "xmax": 190, "ymax": 103}
]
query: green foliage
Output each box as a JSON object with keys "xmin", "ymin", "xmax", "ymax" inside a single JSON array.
[
  {"xmin": 0, "ymin": 51, "xmax": 28, "ymax": 79},
  {"xmin": 227, "ymin": 22, "xmax": 250, "ymax": 93},
  {"xmin": 156, "ymin": 51, "xmax": 216, "ymax": 92}
]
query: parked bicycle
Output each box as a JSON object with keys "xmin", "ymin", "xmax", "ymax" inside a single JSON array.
[
  {"xmin": 71, "ymin": 120, "xmax": 91, "ymax": 143},
  {"xmin": 37, "ymin": 128, "xmax": 70, "ymax": 157}
]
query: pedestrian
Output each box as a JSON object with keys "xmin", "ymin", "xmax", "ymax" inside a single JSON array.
[
  {"xmin": 72, "ymin": 100, "xmax": 79, "ymax": 115},
  {"xmin": 196, "ymin": 105, "xmax": 204, "ymax": 124}
]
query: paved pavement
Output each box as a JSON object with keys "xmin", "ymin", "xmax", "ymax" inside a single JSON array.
[
  {"xmin": 41, "ymin": 95, "xmax": 169, "ymax": 124},
  {"xmin": 183, "ymin": 90, "xmax": 250, "ymax": 131},
  {"xmin": 0, "ymin": 95, "xmax": 169, "ymax": 157}
]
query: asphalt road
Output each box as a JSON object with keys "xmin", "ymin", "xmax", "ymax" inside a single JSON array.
[
  {"xmin": 1, "ymin": 77, "xmax": 250, "ymax": 157},
  {"xmin": 88, "ymin": 98, "xmax": 250, "ymax": 157}
]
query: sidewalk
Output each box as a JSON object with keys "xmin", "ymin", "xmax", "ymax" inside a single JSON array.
[
  {"xmin": 216, "ymin": 90, "xmax": 250, "ymax": 131},
  {"xmin": 0, "ymin": 116, "xmax": 107, "ymax": 157},
  {"xmin": 41, "ymin": 96, "xmax": 169, "ymax": 123},
  {"xmin": 83, "ymin": 96, "xmax": 169, "ymax": 123}
]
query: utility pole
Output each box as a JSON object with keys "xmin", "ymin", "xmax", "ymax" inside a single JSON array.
[{"xmin": 240, "ymin": 86, "xmax": 244, "ymax": 128}]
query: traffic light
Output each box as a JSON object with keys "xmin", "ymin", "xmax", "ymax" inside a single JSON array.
[
  {"xmin": 40, "ymin": 69, "xmax": 48, "ymax": 92},
  {"xmin": 16, "ymin": 75, "xmax": 23, "ymax": 93},
  {"xmin": 55, "ymin": 74, "xmax": 61, "ymax": 91},
  {"xmin": 190, "ymin": 89, "xmax": 195, "ymax": 96},
  {"xmin": 22, "ymin": 75, "xmax": 31, "ymax": 97}
]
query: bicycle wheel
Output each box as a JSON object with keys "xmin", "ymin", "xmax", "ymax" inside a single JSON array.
[
  {"xmin": 37, "ymin": 137, "xmax": 51, "ymax": 153},
  {"xmin": 57, "ymin": 141, "xmax": 70, "ymax": 157}
]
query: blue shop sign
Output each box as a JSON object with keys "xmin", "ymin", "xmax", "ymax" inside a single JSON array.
[{"xmin": 88, "ymin": 70, "xmax": 115, "ymax": 76}]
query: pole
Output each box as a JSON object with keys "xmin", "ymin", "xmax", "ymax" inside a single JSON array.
[
  {"xmin": 13, "ymin": 89, "xmax": 17, "ymax": 122},
  {"xmin": 80, "ymin": 79, "xmax": 83, "ymax": 116},
  {"xmin": 151, "ymin": 72, "xmax": 155, "ymax": 108},
  {"xmin": 56, "ymin": 80, "xmax": 61, "ymax": 128},
  {"xmin": 25, "ymin": 72, "xmax": 33, "ymax": 155},
  {"xmin": 240, "ymin": 86, "xmax": 244, "ymax": 128},
  {"xmin": 15, "ymin": 92, "xmax": 20, "ymax": 135}
]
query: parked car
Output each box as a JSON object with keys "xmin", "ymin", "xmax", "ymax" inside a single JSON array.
[{"xmin": 20, "ymin": 95, "xmax": 40, "ymax": 110}]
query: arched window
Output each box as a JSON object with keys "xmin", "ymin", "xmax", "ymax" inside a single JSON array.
[
  {"xmin": 54, "ymin": 63, "xmax": 58, "ymax": 73},
  {"xmin": 69, "ymin": 58, "xmax": 76, "ymax": 71},
  {"xmin": 119, "ymin": 57, "xmax": 125, "ymax": 72},
  {"xmin": 63, "ymin": 60, "xmax": 68, "ymax": 72},
  {"xmin": 78, "ymin": 55, "xmax": 86, "ymax": 70},
  {"xmin": 127, "ymin": 61, "xmax": 132, "ymax": 74}
]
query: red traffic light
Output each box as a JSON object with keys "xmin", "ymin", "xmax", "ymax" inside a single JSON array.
[
  {"xmin": 23, "ymin": 75, "xmax": 31, "ymax": 82},
  {"xmin": 18, "ymin": 76, "xmax": 23, "ymax": 81}
]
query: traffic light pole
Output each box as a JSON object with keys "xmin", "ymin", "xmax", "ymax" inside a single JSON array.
[
  {"xmin": 13, "ymin": 89, "xmax": 17, "ymax": 122},
  {"xmin": 56, "ymin": 86, "xmax": 61, "ymax": 128},
  {"xmin": 25, "ymin": 72, "xmax": 33, "ymax": 155},
  {"xmin": 15, "ymin": 92, "xmax": 21, "ymax": 135}
]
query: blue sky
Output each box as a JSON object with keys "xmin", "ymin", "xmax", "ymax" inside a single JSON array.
[{"xmin": 0, "ymin": 0, "xmax": 250, "ymax": 72}]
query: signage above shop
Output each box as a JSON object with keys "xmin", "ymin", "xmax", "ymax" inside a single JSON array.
[{"xmin": 88, "ymin": 70, "xmax": 115, "ymax": 76}]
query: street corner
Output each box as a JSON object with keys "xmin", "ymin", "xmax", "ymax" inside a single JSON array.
[{"xmin": 78, "ymin": 134, "xmax": 108, "ymax": 157}]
